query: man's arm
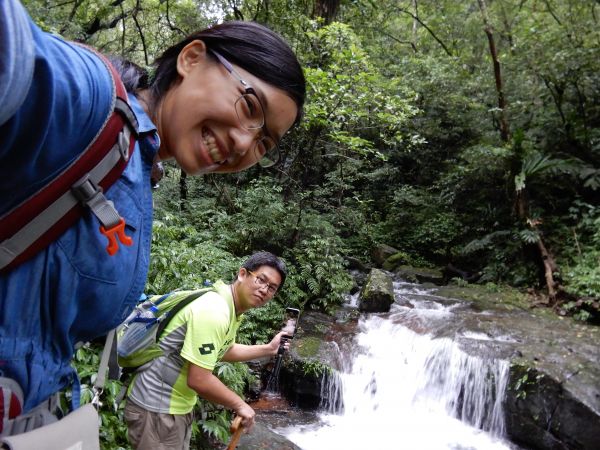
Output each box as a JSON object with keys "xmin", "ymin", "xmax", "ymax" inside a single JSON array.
[
  {"xmin": 221, "ymin": 331, "xmax": 288, "ymax": 362},
  {"xmin": 0, "ymin": 0, "xmax": 35, "ymax": 126},
  {"xmin": 187, "ymin": 363, "xmax": 256, "ymax": 428}
]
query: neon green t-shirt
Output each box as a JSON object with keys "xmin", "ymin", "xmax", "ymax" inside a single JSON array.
[{"xmin": 127, "ymin": 280, "xmax": 243, "ymax": 414}]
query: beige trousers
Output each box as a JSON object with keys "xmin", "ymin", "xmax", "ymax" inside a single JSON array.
[{"xmin": 124, "ymin": 400, "xmax": 194, "ymax": 450}]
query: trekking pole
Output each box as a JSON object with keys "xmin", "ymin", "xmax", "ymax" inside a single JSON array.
[{"xmin": 226, "ymin": 416, "xmax": 244, "ymax": 450}]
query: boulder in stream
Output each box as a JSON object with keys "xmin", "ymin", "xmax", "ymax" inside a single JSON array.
[
  {"xmin": 370, "ymin": 244, "xmax": 399, "ymax": 267},
  {"xmin": 358, "ymin": 268, "xmax": 394, "ymax": 312},
  {"xmin": 236, "ymin": 423, "xmax": 302, "ymax": 449},
  {"xmin": 395, "ymin": 264, "xmax": 445, "ymax": 285}
]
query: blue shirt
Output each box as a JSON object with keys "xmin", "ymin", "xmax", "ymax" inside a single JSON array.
[{"xmin": 0, "ymin": 0, "xmax": 159, "ymax": 412}]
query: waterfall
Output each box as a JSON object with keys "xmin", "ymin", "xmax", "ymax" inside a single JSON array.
[{"xmin": 278, "ymin": 283, "xmax": 513, "ymax": 450}]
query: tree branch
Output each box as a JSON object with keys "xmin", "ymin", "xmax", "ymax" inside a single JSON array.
[
  {"xmin": 131, "ymin": 0, "xmax": 149, "ymax": 65},
  {"xmin": 397, "ymin": 7, "xmax": 453, "ymax": 56},
  {"xmin": 165, "ymin": 0, "xmax": 186, "ymax": 36}
]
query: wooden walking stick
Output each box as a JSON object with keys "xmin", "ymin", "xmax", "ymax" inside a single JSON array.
[{"xmin": 226, "ymin": 416, "xmax": 244, "ymax": 450}]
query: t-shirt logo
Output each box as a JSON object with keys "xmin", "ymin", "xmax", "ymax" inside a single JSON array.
[{"xmin": 198, "ymin": 343, "xmax": 216, "ymax": 355}]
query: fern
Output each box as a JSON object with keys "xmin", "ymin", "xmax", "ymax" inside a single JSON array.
[{"xmin": 462, "ymin": 230, "xmax": 511, "ymax": 254}]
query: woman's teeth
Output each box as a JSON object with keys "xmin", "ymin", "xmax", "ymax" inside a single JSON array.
[{"xmin": 202, "ymin": 131, "xmax": 222, "ymax": 163}]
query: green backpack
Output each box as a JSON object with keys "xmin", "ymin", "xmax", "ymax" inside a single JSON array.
[{"xmin": 116, "ymin": 287, "xmax": 214, "ymax": 369}]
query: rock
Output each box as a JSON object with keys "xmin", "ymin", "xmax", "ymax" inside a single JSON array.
[
  {"xmin": 395, "ymin": 265, "xmax": 444, "ymax": 285},
  {"xmin": 345, "ymin": 256, "xmax": 369, "ymax": 271},
  {"xmin": 278, "ymin": 311, "xmax": 358, "ymax": 410},
  {"xmin": 505, "ymin": 364, "xmax": 600, "ymax": 450},
  {"xmin": 358, "ymin": 268, "xmax": 394, "ymax": 312},
  {"xmin": 371, "ymin": 244, "xmax": 399, "ymax": 267},
  {"xmin": 237, "ymin": 423, "xmax": 302, "ymax": 449},
  {"xmin": 434, "ymin": 283, "xmax": 600, "ymax": 450},
  {"xmin": 382, "ymin": 251, "xmax": 409, "ymax": 271}
]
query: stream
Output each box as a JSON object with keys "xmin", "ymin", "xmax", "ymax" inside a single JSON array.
[{"xmin": 263, "ymin": 280, "xmax": 520, "ymax": 449}]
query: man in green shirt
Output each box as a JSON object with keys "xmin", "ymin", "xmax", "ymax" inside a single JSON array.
[{"xmin": 124, "ymin": 251, "xmax": 289, "ymax": 449}]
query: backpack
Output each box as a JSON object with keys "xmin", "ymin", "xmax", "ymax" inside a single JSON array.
[
  {"xmin": 0, "ymin": 47, "xmax": 139, "ymax": 273},
  {"xmin": 116, "ymin": 286, "xmax": 215, "ymax": 369}
]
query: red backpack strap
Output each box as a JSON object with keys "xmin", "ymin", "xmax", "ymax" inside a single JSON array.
[{"xmin": 0, "ymin": 49, "xmax": 139, "ymax": 273}]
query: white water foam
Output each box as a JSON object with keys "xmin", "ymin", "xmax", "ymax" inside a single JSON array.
[{"xmin": 278, "ymin": 314, "xmax": 512, "ymax": 450}]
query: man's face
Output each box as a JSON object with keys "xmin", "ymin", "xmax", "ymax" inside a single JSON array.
[{"xmin": 236, "ymin": 265, "xmax": 282, "ymax": 313}]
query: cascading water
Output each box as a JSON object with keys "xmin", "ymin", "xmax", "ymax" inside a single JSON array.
[{"xmin": 277, "ymin": 281, "xmax": 515, "ymax": 449}]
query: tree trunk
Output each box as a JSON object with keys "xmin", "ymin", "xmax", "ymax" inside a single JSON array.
[
  {"xmin": 516, "ymin": 191, "xmax": 559, "ymax": 304},
  {"xmin": 536, "ymin": 237, "xmax": 558, "ymax": 302},
  {"xmin": 313, "ymin": 0, "xmax": 340, "ymax": 24},
  {"xmin": 477, "ymin": 0, "xmax": 510, "ymax": 142},
  {"xmin": 412, "ymin": 0, "xmax": 419, "ymax": 50},
  {"xmin": 478, "ymin": 0, "xmax": 559, "ymax": 302},
  {"xmin": 179, "ymin": 170, "xmax": 187, "ymax": 211}
]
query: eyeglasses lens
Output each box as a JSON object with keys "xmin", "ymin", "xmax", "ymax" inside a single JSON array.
[
  {"xmin": 235, "ymin": 94, "xmax": 280, "ymax": 167},
  {"xmin": 235, "ymin": 94, "xmax": 264, "ymax": 129}
]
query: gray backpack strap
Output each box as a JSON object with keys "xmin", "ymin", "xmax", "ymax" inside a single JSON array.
[{"xmin": 92, "ymin": 328, "xmax": 116, "ymax": 409}]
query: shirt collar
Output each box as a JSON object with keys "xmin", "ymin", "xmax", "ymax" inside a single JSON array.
[{"xmin": 129, "ymin": 94, "xmax": 157, "ymax": 134}]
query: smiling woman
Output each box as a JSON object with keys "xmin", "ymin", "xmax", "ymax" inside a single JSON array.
[
  {"xmin": 0, "ymin": 0, "xmax": 305, "ymax": 440},
  {"xmin": 122, "ymin": 21, "xmax": 305, "ymax": 174}
]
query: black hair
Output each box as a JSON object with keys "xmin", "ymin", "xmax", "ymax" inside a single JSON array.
[
  {"xmin": 242, "ymin": 251, "xmax": 287, "ymax": 288},
  {"xmin": 106, "ymin": 56, "xmax": 150, "ymax": 92},
  {"xmin": 149, "ymin": 21, "xmax": 306, "ymax": 125}
]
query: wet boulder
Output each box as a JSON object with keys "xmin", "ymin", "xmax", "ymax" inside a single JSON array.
[
  {"xmin": 371, "ymin": 244, "xmax": 399, "ymax": 267},
  {"xmin": 278, "ymin": 310, "xmax": 358, "ymax": 409},
  {"xmin": 382, "ymin": 251, "xmax": 410, "ymax": 271},
  {"xmin": 395, "ymin": 265, "xmax": 444, "ymax": 285},
  {"xmin": 237, "ymin": 423, "xmax": 302, "ymax": 449},
  {"xmin": 358, "ymin": 268, "xmax": 394, "ymax": 312}
]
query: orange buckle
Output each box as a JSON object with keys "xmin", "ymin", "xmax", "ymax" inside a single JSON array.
[{"xmin": 99, "ymin": 217, "xmax": 133, "ymax": 256}]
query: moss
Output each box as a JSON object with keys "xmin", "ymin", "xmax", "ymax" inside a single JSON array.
[
  {"xmin": 295, "ymin": 336, "xmax": 322, "ymax": 358},
  {"xmin": 382, "ymin": 252, "xmax": 409, "ymax": 271},
  {"xmin": 436, "ymin": 283, "xmax": 529, "ymax": 311}
]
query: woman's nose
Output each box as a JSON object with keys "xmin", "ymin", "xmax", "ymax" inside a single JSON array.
[{"xmin": 231, "ymin": 127, "xmax": 259, "ymax": 157}]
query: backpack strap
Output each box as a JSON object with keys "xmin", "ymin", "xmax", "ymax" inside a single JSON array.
[
  {"xmin": 0, "ymin": 48, "xmax": 139, "ymax": 272},
  {"xmin": 156, "ymin": 289, "xmax": 213, "ymax": 339},
  {"xmin": 114, "ymin": 289, "xmax": 213, "ymax": 406}
]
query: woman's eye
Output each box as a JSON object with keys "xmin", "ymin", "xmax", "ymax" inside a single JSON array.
[{"xmin": 244, "ymin": 96, "xmax": 256, "ymax": 115}]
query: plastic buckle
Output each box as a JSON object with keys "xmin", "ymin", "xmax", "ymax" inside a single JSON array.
[
  {"xmin": 117, "ymin": 129, "xmax": 130, "ymax": 160},
  {"xmin": 91, "ymin": 387, "xmax": 103, "ymax": 410},
  {"xmin": 99, "ymin": 217, "xmax": 133, "ymax": 256}
]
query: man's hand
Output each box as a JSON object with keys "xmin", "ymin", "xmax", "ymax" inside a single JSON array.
[
  {"xmin": 268, "ymin": 331, "xmax": 290, "ymax": 355},
  {"xmin": 234, "ymin": 401, "xmax": 256, "ymax": 431}
]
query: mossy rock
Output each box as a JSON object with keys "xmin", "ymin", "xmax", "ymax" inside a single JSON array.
[
  {"xmin": 359, "ymin": 268, "xmax": 394, "ymax": 312},
  {"xmin": 382, "ymin": 251, "xmax": 410, "ymax": 271},
  {"xmin": 395, "ymin": 265, "xmax": 444, "ymax": 285}
]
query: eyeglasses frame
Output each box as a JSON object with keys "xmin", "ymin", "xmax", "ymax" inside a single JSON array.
[
  {"xmin": 247, "ymin": 269, "xmax": 279, "ymax": 296},
  {"xmin": 209, "ymin": 49, "xmax": 281, "ymax": 167}
]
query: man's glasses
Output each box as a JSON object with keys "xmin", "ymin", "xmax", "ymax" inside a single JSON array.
[
  {"xmin": 210, "ymin": 49, "xmax": 280, "ymax": 168},
  {"xmin": 247, "ymin": 270, "xmax": 279, "ymax": 296}
]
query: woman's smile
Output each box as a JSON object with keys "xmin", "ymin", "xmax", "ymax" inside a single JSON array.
[{"xmin": 201, "ymin": 128, "xmax": 228, "ymax": 164}]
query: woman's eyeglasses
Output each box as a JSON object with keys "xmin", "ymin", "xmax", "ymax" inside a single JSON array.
[{"xmin": 209, "ymin": 49, "xmax": 280, "ymax": 168}]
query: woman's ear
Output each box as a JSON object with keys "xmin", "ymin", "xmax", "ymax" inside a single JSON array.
[{"xmin": 176, "ymin": 40, "xmax": 209, "ymax": 77}]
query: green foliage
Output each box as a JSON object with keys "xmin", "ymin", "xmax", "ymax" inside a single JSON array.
[
  {"xmin": 146, "ymin": 214, "xmax": 241, "ymax": 294},
  {"xmin": 192, "ymin": 361, "xmax": 256, "ymax": 446},
  {"xmin": 302, "ymin": 21, "xmax": 418, "ymax": 160},
  {"xmin": 562, "ymin": 205, "xmax": 600, "ymax": 303},
  {"xmin": 511, "ymin": 365, "xmax": 545, "ymax": 400},
  {"xmin": 300, "ymin": 359, "xmax": 332, "ymax": 378},
  {"xmin": 238, "ymin": 300, "xmax": 288, "ymax": 345},
  {"xmin": 71, "ymin": 343, "xmax": 130, "ymax": 450},
  {"xmin": 285, "ymin": 234, "xmax": 353, "ymax": 312}
]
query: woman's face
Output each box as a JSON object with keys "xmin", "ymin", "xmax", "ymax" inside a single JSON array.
[{"xmin": 154, "ymin": 40, "xmax": 298, "ymax": 174}]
